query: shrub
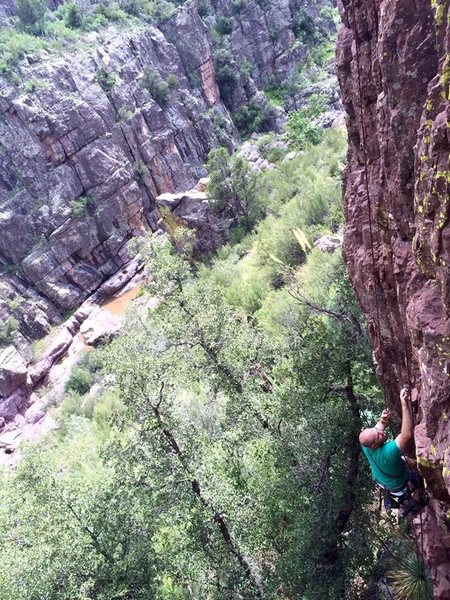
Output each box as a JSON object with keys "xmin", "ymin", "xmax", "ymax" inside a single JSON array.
[
  {"xmin": 23, "ymin": 78, "xmax": 48, "ymax": 93},
  {"xmin": 263, "ymin": 145, "xmax": 285, "ymax": 163},
  {"xmin": 96, "ymin": 67, "xmax": 116, "ymax": 93},
  {"xmin": 386, "ymin": 540, "xmax": 433, "ymax": 600},
  {"xmin": 65, "ymin": 2, "xmax": 83, "ymax": 29},
  {"xmin": 93, "ymin": 2, "xmax": 127, "ymax": 22},
  {"xmin": 284, "ymin": 94, "xmax": 328, "ymax": 150},
  {"xmin": 214, "ymin": 49, "xmax": 237, "ymax": 104},
  {"xmin": 134, "ymin": 160, "xmax": 149, "ymax": 182},
  {"xmin": 0, "ymin": 30, "xmax": 46, "ymax": 79},
  {"xmin": 70, "ymin": 195, "xmax": 92, "ymax": 218},
  {"xmin": 232, "ymin": 0, "xmax": 245, "ymax": 14},
  {"xmin": 65, "ymin": 351, "xmax": 102, "ymax": 395},
  {"xmin": 117, "ymin": 106, "xmax": 133, "ymax": 121},
  {"xmin": 141, "ymin": 67, "xmax": 170, "ymax": 105},
  {"xmin": 197, "ymin": 1, "xmax": 208, "ymax": 17},
  {"xmin": 1, "ymin": 263, "xmax": 18, "ymax": 274},
  {"xmin": 167, "ymin": 73, "xmax": 178, "ymax": 89},
  {"xmin": 233, "ymin": 99, "xmax": 274, "ymax": 137},
  {"xmin": 65, "ymin": 367, "xmax": 93, "ymax": 395},
  {"xmin": 292, "ymin": 14, "xmax": 317, "ymax": 43},
  {"xmin": 0, "ymin": 317, "xmax": 19, "ymax": 347},
  {"xmin": 187, "ymin": 69, "xmax": 201, "ymax": 89},
  {"xmin": 17, "ymin": 0, "xmax": 48, "ymax": 36},
  {"xmin": 121, "ymin": 0, "xmax": 142, "ymax": 17},
  {"xmin": 207, "ymin": 147, "xmax": 264, "ymax": 234},
  {"xmin": 215, "ymin": 16, "xmax": 233, "ymax": 36},
  {"xmin": 82, "ymin": 13, "xmax": 108, "ymax": 30},
  {"xmin": 239, "ymin": 59, "xmax": 253, "ymax": 80}
]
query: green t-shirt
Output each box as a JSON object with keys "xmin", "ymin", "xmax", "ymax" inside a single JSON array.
[{"xmin": 362, "ymin": 440, "xmax": 408, "ymax": 489}]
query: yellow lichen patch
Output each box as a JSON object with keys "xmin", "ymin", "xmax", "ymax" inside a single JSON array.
[
  {"xmin": 420, "ymin": 155, "xmax": 429, "ymax": 162},
  {"xmin": 436, "ymin": 171, "xmax": 450, "ymax": 183},
  {"xmin": 431, "ymin": 444, "xmax": 437, "ymax": 455},
  {"xmin": 435, "ymin": 4, "xmax": 446, "ymax": 26},
  {"xmin": 442, "ymin": 412, "xmax": 449, "ymax": 421},
  {"xmin": 426, "ymin": 99, "xmax": 434, "ymax": 112},
  {"xmin": 425, "ymin": 119, "xmax": 434, "ymax": 128}
]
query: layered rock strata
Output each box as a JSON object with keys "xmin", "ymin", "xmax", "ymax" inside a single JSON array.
[
  {"xmin": 0, "ymin": 2, "xmax": 235, "ymax": 337},
  {"xmin": 0, "ymin": 0, "xmax": 336, "ymax": 341},
  {"xmin": 337, "ymin": 0, "xmax": 450, "ymax": 596}
]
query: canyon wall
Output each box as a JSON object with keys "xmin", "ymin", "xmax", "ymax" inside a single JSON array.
[
  {"xmin": 337, "ymin": 0, "xmax": 450, "ymax": 596},
  {"xmin": 0, "ymin": 0, "xmax": 334, "ymax": 340},
  {"xmin": 0, "ymin": 0, "xmax": 335, "ymax": 422}
]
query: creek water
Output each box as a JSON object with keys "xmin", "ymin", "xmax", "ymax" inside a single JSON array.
[{"xmin": 101, "ymin": 286, "xmax": 141, "ymax": 316}]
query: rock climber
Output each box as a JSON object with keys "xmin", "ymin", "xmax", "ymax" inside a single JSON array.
[{"xmin": 359, "ymin": 387, "xmax": 427, "ymax": 515}]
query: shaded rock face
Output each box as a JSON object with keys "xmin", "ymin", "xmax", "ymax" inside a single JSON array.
[
  {"xmin": 337, "ymin": 0, "xmax": 450, "ymax": 595},
  {"xmin": 0, "ymin": 0, "xmax": 17, "ymax": 18}
]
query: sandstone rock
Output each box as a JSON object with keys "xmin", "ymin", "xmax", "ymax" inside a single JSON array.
[
  {"xmin": 195, "ymin": 177, "xmax": 210, "ymax": 192},
  {"xmin": 45, "ymin": 327, "xmax": 73, "ymax": 364},
  {"xmin": 0, "ymin": 346, "xmax": 27, "ymax": 398},
  {"xmin": 79, "ymin": 308, "xmax": 123, "ymax": 346},
  {"xmin": 314, "ymin": 234, "xmax": 343, "ymax": 253},
  {"xmin": 0, "ymin": 389, "xmax": 27, "ymax": 421},
  {"xmin": 338, "ymin": 0, "xmax": 450, "ymax": 594},
  {"xmin": 0, "ymin": 427, "xmax": 21, "ymax": 448},
  {"xmin": 314, "ymin": 110, "xmax": 346, "ymax": 129},
  {"xmin": 156, "ymin": 187, "xmax": 225, "ymax": 253}
]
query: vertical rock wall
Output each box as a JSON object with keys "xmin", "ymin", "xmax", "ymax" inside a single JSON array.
[{"xmin": 337, "ymin": 0, "xmax": 450, "ymax": 595}]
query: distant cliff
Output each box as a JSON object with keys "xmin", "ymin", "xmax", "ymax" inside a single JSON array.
[
  {"xmin": 337, "ymin": 0, "xmax": 450, "ymax": 596},
  {"xmin": 0, "ymin": 0, "xmax": 334, "ymax": 339},
  {"xmin": 0, "ymin": 0, "xmax": 335, "ymax": 421}
]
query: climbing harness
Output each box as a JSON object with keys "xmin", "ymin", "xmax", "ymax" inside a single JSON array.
[{"xmin": 347, "ymin": 0, "xmax": 430, "ymax": 595}]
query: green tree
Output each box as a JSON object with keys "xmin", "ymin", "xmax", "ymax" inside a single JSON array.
[
  {"xmin": 284, "ymin": 93, "xmax": 328, "ymax": 150},
  {"xmin": 207, "ymin": 147, "xmax": 263, "ymax": 234},
  {"xmin": 65, "ymin": 2, "xmax": 83, "ymax": 29},
  {"xmin": 141, "ymin": 66, "xmax": 170, "ymax": 105},
  {"xmin": 17, "ymin": 0, "xmax": 47, "ymax": 36}
]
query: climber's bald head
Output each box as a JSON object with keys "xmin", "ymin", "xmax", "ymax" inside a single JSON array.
[{"xmin": 359, "ymin": 428, "xmax": 386, "ymax": 449}]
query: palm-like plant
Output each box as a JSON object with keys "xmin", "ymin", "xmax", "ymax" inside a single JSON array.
[{"xmin": 386, "ymin": 541, "xmax": 433, "ymax": 600}]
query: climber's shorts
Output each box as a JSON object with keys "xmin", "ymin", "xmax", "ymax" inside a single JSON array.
[{"xmin": 405, "ymin": 469, "xmax": 423, "ymax": 490}]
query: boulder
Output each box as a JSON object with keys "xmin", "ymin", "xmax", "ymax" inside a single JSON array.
[
  {"xmin": 79, "ymin": 308, "xmax": 123, "ymax": 346},
  {"xmin": 314, "ymin": 234, "xmax": 343, "ymax": 254},
  {"xmin": 0, "ymin": 389, "xmax": 27, "ymax": 421},
  {"xmin": 0, "ymin": 346, "xmax": 27, "ymax": 398}
]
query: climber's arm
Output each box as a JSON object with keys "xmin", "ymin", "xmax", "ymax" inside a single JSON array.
[
  {"xmin": 375, "ymin": 408, "xmax": 391, "ymax": 432},
  {"xmin": 395, "ymin": 387, "xmax": 413, "ymax": 452}
]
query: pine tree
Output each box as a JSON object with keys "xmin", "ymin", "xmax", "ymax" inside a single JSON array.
[
  {"xmin": 17, "ymin": 0, "xmax": 47, "ymax": 36},
  {"xmin": 65, "ymin": 2, "xmax": 83, "ymax": 29}
]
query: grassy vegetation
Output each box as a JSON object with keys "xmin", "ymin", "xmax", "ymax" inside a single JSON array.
[
  {"xmin": 284, "ymin": 93, "xmax": 328, "ymax": 150},
  {"xmin": 202, "ymin": 128, "xmax": 346, "ymax": 314},
  {"xmin": 0, "ymin": 0, "xmax": 184, "ymax": 81}
]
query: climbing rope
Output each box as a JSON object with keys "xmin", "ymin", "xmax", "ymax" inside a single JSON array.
[{"xmin": 346, "ymin": 0, "xmax": 430, "ymax": 596}]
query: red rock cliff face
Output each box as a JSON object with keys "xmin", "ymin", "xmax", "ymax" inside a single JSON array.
[{"xmin": 337, "ymin": 0, "xmax": 450, "ymax": 596}]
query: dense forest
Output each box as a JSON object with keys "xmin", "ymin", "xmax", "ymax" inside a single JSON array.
[{"xmin": 0, "ymin": 0, "xmax": 435, "ymax": 598}]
